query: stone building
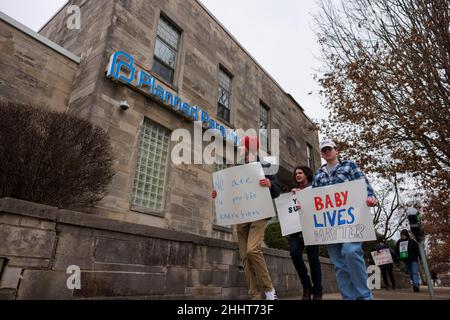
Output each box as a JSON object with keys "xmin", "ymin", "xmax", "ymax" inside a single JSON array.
[
  {"xmin": 0, "ymin": 1, "xmax": 338, "ymax": 300},
  {"xmin": 3, "ymin": 0, "xmax": 321, "ymax": 240}
]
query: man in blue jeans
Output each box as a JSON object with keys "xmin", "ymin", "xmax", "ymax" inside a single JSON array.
[{"xmin": 312, "ymin": 139, "xmax": 378, "ymax": 300}]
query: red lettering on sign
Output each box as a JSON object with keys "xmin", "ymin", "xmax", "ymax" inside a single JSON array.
[
  {"xmin": 314, "ymin": 197, "xmax": 324, "ymax": 211},
  {"xmin": 325, "ymin": 195, "xmax": 334, "ymax": 209},
  {"xmin": 341, "ymin": 191, "xmax": 348, "ymax": 206}
]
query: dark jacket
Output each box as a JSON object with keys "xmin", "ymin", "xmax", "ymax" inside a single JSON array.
[
  {"xmin": 246, "ymin": 160, "xmax": 281, "ymax": 221},
  {"xmin": 395, "ymin": 239, "xmax": 420, "ymax": 263},
  {"xmin": 247, "ymin": 158, "xmax": 281, "ymax": 200},
  {"xmin": 263, "ymin": 165, "xmax": 281, "ymax": 199}
]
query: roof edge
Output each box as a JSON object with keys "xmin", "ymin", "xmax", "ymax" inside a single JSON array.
[{"xmin": 0, "ymin": 10, "xmax": 80, "ymax": 64}]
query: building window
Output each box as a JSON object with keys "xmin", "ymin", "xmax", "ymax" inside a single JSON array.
[
  {"xmin": 307, "ymin": 143, "xmax": 314, "ymax": 169},
  {"xmin": 132, "ymin": 118, "xmax": 170, "ymax": 212},
  {"xmin": 152, "ymin": 16, "xmax": 181, "ymax": 84},
  {"xmin": 259, "ymin": 103, "xmax": 270, "ymax": 152},
  {"xmin": 217, "ymin": 68, "xmax": 232, "ymax": 123}
]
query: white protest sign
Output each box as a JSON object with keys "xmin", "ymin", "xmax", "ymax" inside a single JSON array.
[
  {"xmin": 275, "ymin": 193, "xmax": 302, "ymax": 236},
  {"xmin": 213, "ymin": 162, "xmax": 276, "ymax": 226},
  {"xmin": 296, "ymin": 179, "xmax": 377, "ymax": 245},
  {"xmin": 399, "ymin": 241, "xmax": 409, "ymax": 259},
  {"xmin": 371, "ymin": 249, "xmax": 394, "ymax": 266}
]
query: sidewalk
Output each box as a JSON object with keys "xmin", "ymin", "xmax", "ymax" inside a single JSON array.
[{"xmin": 282, "ymin": 286, "xmax": 450, "ymax": 300}]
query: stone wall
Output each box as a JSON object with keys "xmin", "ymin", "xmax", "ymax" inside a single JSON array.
[
  {"xmin": 439, "ymin": 274, "xmax": 450, "ymax": 287},
  {"xmin": 0, "ymin": 19, "xmax": 79, "ymax": 112},
  {"xmin": 0, "ymin": 198, "xmax": 339, "ymax": 300}
]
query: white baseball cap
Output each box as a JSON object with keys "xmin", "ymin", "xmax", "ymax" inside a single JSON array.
[{"xmin": 319, "ymin": 138, "xmax": 337, "ymax": 151}]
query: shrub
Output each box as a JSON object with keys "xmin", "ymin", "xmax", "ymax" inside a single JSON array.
[
  {"xmin": 0, "ymin": 101, "xmax": 115, "ymax": 209},
  {"xmin": 264, "ymin": 222, "xmax": 289, "ymax": 251},
  {"xmin": 264, "ymin": 221, "xmax": 330, "ymax": 257}
]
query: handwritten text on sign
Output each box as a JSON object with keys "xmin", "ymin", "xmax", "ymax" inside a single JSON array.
[
  {"xmin": 371, "ymin": 249, "xmax": 394, "ymax": 266},
  {"xmin": 213, "ymin": 162, "xmax": 276, "ymax": 226},
  {"xmin": 296, "ymin": 179, "xmax": 376, "ymax": 245},
  {"xmin": 275, "ymin": 193, "xmax": 302, "ymax": 236}
]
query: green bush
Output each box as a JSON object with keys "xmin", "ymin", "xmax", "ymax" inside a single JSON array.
[
  {"xmin": 264, "ymin": 222, "xmax": 289, "ymax": 251},
  {"xmin": 264, "ymin": 221, "xmax": 330, "ymax": 257}
]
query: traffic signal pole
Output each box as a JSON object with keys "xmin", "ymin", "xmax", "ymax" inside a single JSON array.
[{"xmin": 417, "ymin": 240, "xmax": 435, "ymax": 300}]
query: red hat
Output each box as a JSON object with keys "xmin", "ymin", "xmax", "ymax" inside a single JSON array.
[{"xmin": 243, "ymin": 135, "xmax": 260, "ymax": 151}]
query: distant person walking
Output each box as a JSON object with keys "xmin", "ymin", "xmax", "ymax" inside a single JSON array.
[
  {"xmin": 395, "ymin": 229, "xmax": 421, "ymax": 292},
  {"xmin": 376, "ymin": 239, "xmax": 396, "ymax": 290},
  {"xmin": 431, "ymin": 270, "xmax": 439, "ymax": 287}
]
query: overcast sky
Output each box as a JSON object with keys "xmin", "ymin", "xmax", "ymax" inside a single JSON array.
[{"xmin": 0, "ymin": 0, "xmax": 328, "ymax": 121}]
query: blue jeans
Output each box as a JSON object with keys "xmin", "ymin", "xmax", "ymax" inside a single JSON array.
[
  {"xmin": 327, "ymin": 242, "xmax": 372, "ymax": 300},
  {"xmin": 405, "ymin": 261, "xmax": 420, "ymax": 287}
]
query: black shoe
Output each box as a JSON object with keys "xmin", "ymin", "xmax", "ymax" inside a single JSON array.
[
  {"xmin": 313, "ymin": 293, "xmax": 323, "ymax": 300},
  {"xmin": 302, "ymin": 288, "xmax": 312, "ymax": 300},
  {"xmin": 385, "ymin": 287, "xmax": 390, "ymax": 290},
  {"xmin": 413, "ymin": 286, "xmax": 420, "ymax": 292}
]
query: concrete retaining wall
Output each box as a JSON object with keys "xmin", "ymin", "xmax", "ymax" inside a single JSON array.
[{"xmin": 0, "ymin": 198, "xmax": 340, "ymax": 299}]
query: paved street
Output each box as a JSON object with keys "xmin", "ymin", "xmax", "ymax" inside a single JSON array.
[{"xmin": 282, "ymin": 286, "xmax": 450, "ymax": 300}]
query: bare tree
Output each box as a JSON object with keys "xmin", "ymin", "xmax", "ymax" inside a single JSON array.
[
  {"xmin": 371, "ymin": 174, "xmax": 411, "ymax": 239},
  {"xmin": 315, "ymin": 0, "xmax": 449, "ymax": 271}
]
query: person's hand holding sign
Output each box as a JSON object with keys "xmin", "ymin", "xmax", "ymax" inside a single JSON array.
[
  {"xmin": 259, "ymin": 178, "xmax": 272, "ymax": 188},
  {"xmin": 366, "ymin": 196, "xmax": 378, "ymax": 207}
]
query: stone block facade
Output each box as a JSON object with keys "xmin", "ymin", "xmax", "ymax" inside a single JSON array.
[
  {"xmin": 35, "ymin": 0, "xmax": 322, "ymax": 239},
  {"xmin": 0, "ymin": 17, "xmax": 79, "ymax": 112},
  {"xmin": 0, "ymin": 198, "xmax": 340, "ymax": 299}
]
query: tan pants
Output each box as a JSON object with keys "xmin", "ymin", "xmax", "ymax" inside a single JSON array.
[{"xmin": 237, "ymin": 219, "xmax": 273, "ymax": 299}]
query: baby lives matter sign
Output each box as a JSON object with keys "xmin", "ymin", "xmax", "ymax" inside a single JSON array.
[
  {"xmin": 296, "ymin": 179, "xmax": 376, "ymax": 245},
  {"xmin": 275, "ymin": 193, "xmax": 302, "ymax": 236},
  {"xmin": 213, "ymin": 162, "xmax": 276, "ymax": 226}
]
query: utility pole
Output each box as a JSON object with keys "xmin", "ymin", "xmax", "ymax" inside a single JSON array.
[{"xmin": 407, "ymin": 208, "xmax": 435, "ymax": 300}]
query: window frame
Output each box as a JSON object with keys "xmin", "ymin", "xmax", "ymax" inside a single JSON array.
[
  {"xmin": 259, "ymin": 101, "xmax": 271, "ymax": 153},
  {"xmin": 307, "ymin": 143, "xmax": 314, "ymax": 169},
  {"xmin": 130, "ymin": 118, "xmax": 171, "ymax": 217},
  {"xmin": 152, "ymin": 14, "xmax": 182, "ymax": 85},
  {"xmin": 217, "ymin": 66, "xmax": 233, "ymax": 124}
]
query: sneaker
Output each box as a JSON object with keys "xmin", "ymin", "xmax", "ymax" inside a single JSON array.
[
  {"xmin": 250, "ymin": 293, "xmax": 262, "ymax": 300},
  {"xmin": 413, "ymin": 286, "xmax": 420, "ymax": 292},
  {"xmin": 265, "ymin": 289, "xmax": 277, "ymax": 300}
]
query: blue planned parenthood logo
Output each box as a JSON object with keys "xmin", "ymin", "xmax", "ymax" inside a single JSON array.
[{"xmin": 106, "ymin": 51, "xmax": 239, "ymax": 146}]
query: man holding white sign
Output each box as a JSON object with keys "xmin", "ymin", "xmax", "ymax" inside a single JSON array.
[
  {"xmin": 300, "ymin": 138, "xmax": 378, "ymax": 300},
  {"xmin": 212, "ymin": 136, "xmax": 280, "ymax": 300}
]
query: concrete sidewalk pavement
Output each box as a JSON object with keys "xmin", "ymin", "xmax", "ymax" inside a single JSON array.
[{"xmin": 282, "ymin": 286, "xmax": 450, "ymax": 300}]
